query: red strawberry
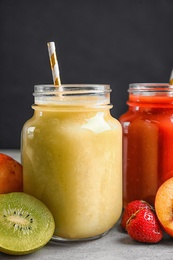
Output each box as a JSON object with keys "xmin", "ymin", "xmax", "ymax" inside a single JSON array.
[
  {"xmin": 126, "ymin": 208, "xmax": 163, "ymax": 243},
  {"xmin": 121, "ymin": 200, "xmax": 153, "ymax": 230}
]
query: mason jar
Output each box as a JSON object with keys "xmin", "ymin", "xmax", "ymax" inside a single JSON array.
[
  {"xmin": 119, "ymin": 83, "xmax": 173, "ymax": 208},
  {"xmin": 21, "ymin": 84, "xmax": 122, "ymax": 241}
]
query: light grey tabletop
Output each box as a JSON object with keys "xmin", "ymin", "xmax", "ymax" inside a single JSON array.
[{"xmin": 0, "ymin": 150, "xmax": 172, "ymax": 260}]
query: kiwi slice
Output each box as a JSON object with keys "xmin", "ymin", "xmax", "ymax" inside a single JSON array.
[{"xmin": 0, "ymin": 192, "xmax": 55, "ymax": 255}]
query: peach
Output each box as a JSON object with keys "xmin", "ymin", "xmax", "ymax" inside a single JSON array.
[
  {"xmin": 155, "ymin": 177, "xmax": 173, "ymax": 236},
  {"xmin": 0, "ymin": 153, "xmax": 23, "ymax": 193}
]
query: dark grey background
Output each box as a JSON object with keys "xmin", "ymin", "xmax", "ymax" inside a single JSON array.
[{"xmin": 0, "ymin": 0, "xmax": 173, "ymax": 148}]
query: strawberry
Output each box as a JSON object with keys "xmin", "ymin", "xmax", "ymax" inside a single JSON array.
[
  {"xmin": 121, "ymin": 200, "xmax": 153, "ymax": 230},
  {"xmin": 126, "ymin": 208, "xmax": 163, "ymax": 243}
]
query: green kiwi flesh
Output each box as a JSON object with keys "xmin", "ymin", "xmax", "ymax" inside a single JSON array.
[{"xmin": 0, "ymin": 192, "xmax": 55, "ymax": 255}]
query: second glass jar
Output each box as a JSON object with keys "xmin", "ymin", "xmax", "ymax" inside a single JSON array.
[{"xmin": 119, "ymin": 83, "xmax": 173, "ymax": 207}]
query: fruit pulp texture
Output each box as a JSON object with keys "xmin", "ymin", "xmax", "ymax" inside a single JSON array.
[
  {"xmin": 119, "ymin": 95, "xmax": 173, "ymax": 207},
  {"xmin": 22, "ymin": 107, "xmax": 122, "ymax": 239}
]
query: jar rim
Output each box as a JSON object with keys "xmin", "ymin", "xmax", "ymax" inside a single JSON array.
[
  {"xmin": 129, "ymin": 83, "xmax": 173, "ymax": 93},
  {"xmin": 34, "ymin": 84, "xmax": 111, "ymax": 95},
  {"xmin": 33, "ymin": 84, "xmax": 112, "ymax": 108}
]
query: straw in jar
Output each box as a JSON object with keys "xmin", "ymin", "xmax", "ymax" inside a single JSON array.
[{"xmin": 47, "ymin": 42, "xmax": 61, "ymax": 86}]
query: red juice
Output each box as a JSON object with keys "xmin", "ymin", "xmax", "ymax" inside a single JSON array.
[{"xmin": 119, "ymin": 84, "xmax": 173, "ymax": 207}]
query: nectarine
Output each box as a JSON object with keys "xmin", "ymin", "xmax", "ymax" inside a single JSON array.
[
  {"xmin": 0, "ymin": 153, "xmax": 23, "ymax": 193},
  {"xmin": 155, "ymin": 177, "xmax": 173, "ymax": 236}
]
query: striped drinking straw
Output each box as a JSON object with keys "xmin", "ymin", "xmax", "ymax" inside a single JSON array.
[
  {"xmin": 169, "ymin": 68, "xmax": 173, "ymax": 85},
  {"xmin": 47, "ymin": 42, "xmax": 61, "ymax": 85}
]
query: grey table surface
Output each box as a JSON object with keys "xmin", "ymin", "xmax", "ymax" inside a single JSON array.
[{"xmin": 0, "ymin": 150, "xmax": 173, "ymax": 260}]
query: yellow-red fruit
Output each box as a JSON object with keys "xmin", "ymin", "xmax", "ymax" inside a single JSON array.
[
  {"xmin": 155, "ymin": 177, "xmax": 173, "ymax": 236},
  {"xmin": 0, "ymin": 153, "xmax": 23, "ymax": 193}
]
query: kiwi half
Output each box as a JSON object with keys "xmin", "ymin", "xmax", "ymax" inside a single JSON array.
[{"xmin": 0, "ymin": 192, "xmax": 55, "ymax": 255}]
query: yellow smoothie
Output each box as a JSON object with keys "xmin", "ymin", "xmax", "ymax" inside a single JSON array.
[{"xmin": 21, "ymin": 85, "xmax": 122, "ymax": 240}]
